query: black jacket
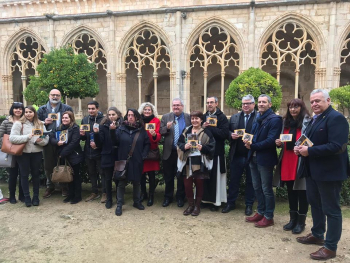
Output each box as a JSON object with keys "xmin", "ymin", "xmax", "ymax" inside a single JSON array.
[
  {"xmin": 38, "ymin": 102, "xmax": 73, "ymax": 132},
  {"xmin": 111, "ymin": 124, "xmax": 150, "ymax": 182},
  {"xmin": 203, "ymin": 108, "xmax": 229, "ymax": 173},
  {"xmin": 94, "ymin": 119, "xmax": 122, "ymax": 168},
  {"xmin": 50, "ymin": 123, "xmax": 84, "ymax": 166},
  {"xmin": 80, "ymin": 112, "xmax": 104, "ymax": 159}
]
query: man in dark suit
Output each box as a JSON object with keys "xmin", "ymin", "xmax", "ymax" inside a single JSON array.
[
  {"xmin": 223, "ymin": 94, "xmax": 256, "ymax": 216},
  {"xmin": 295, "ymin": 89, "xmax": 349, "ymax": 261},
  {"xmin": 244, "ymin": 94, "xmax": 282, "ymax": 228},
  {"xmin": 160, "ymin": 98, "xmax": 191, "ymax": 207}
]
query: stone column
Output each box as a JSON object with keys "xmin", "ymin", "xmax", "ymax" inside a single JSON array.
[
  {"xmin": 21, "ymin": 75, "xmax": 27, "ymax": 106},
  {"xmin": 175, "ymin": 11, "xmax": 183, "ymax": 101},
  {"xmin": 333, "ymin": 67, "xmax": 341, "ymax": 89},
  {"xmin": 248, "ymin": 3, "xmax": 256, "ymax": 68},
  {"xmin": 117, "ymin": 73, "xmax": 127, "ymax": 114},
  {"xmin": 326, "ymin": 2, "xmax": 337, "ymax": 89}
]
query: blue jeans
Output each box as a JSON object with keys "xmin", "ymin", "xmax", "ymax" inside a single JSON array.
[
  {"xmin": 306, "ymin": 177, "xmax": 342, "ymax": 251},
  {"xmin": 228, "ymin": 155, "xmax": 255, "ymax": 206},
  {"xmin": 249, "ymin": 157, "xmax": 275, "ymax": 219}
]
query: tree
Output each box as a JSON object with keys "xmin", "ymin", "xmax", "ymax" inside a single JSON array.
[
  {"xmin": 24, "ymin": 46, "xmax": 99, "ymax": 105},
  {"xmin": 329, "ymin": 85, "xmax": 350, "ymax": 116},
  {"xmin": 225, "ymin": 67, "xmax": 282, "ymax": 112}
]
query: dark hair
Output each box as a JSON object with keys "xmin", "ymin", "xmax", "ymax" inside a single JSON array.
[
  {"xmin": 124, "ymin": 108, "xmax": 144, "ymax": 127},
  {"xmin": 9, "ymin": 102, "xmax": 25, "ymax": 117},
  {"xmin": 87, "ymin": 101, "xmax": 99, "ymax": 109},
  {"xmin": 190, "ymin": 110, "xmax": 204, "ymax": 119},
  {"xmin": 101, "ymin": 106, "xmax": 122, "ymax": 125},
  {"xmin": 62, "ymin": 111, "xmax": 76, "ymax": 128},
  {"xmin": 284, "ymin": 99, "xmax": 310, "ymax": 128}
]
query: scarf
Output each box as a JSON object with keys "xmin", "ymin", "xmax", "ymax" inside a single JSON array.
[
  {"xmin": 252, "ymin": 108, "xmax": 273, "ymax": 143},
  {"xmin": 46, "ymin": 101, "xmax": 61, "ymax": 113},
  {"xmin": 123, "ymin": 120, "xmax": 141, "ymax": 130},
  {"xmin": 141, "ymin": 114, "xmax": 155, "ymax": 124},
  {"xmin": 286, "ymin": 119, "xmax": 298, "ymax": 150}
]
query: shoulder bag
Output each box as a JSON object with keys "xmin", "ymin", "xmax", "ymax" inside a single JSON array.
[
  {"xmin": 1, "ymin": 124, "xmax": 26, "ymax": 156},
  {"xmin": 52, "ymin": 157, "xmax": 73, "ymax": 183},
  {"xmin": 113, "ymin": 131, "xmax": 140, "ymax": 181},
  {"xmin": 0, "ymin": 151, "xmax": 16, "ymax": 168},
  {"xmin": 145, "ymin": 148, "xmax": 160, "ymax": 161}
]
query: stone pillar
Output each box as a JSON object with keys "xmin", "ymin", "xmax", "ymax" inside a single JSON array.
[
  {"xmin": 106, "ymin": 72, "xmax": 112, "ymax": 107},
  {"xmin": 109, "ymin": 16, "xmax": 116, "ymax": 108},
  {"xmin": 117, "ymin": 73, "xmax": 127, "ymax": 114},
  {"xmin": 326, "ymin": 2, "xmax": 337, "ymax": 89},
  {"xmin": 184, "ymin": 72, "xmax": 191, "ymax": 113},
  {"xmin": 175, "ymin": 11, "xmax": 183, "ymax": 101},
  {"xmin": 21, "ymin": 75, "xmax": 27, "ymax": 106},
  {"xmin": 333, "ymin": 67, "xmax": 341, "ymax": 89},
  {"xmin": 248, "ymin": 4, "xmax": 256, "ymax": 68},
  {"xmin": 169, "ymin": 72, "xmax": 176, "ymax": 111}
]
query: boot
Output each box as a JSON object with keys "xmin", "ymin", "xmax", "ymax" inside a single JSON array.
[
  {"xmin": 191, "ymin": 198, "xmax": 201, "ymax": 216},
  {"xmin": 9, "ymin": 193, "xmax": 17, "ymax": 204},
  {"xmin": 32, "ymin": 196, "xmax": 40, "ymax": 206},
  {"xmin": 183, "ymin": 198, "xmax": 194, "ymax": 216},
  {"xmin": 140, "ymin": 192, "xmax": 148, "ymax": 202},
  {"xmin": 147, "ymin": 194, "xmax": 154, "ymax": 206},
  {"xmin": 147, "ymin": 174, "xmax": 155, "ymax": 207},
  {"xmin": 292, "ymin": 213, "xmax": 306, "ymax": 234},
  {"xmin": 25, "ymin": 196, "xmax": 32, "ymax": 207},
  {"xmin": 283, "ymin": 211, "xmax": 298, "ymax": 231}
]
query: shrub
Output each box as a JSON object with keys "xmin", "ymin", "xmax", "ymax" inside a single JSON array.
[
  {"xmin": 329, "ymin": 85, "xmax": 350, "ymax": 116},
  {"xmin": 225, "ymin": 67, "xmax": 282, "ymax": 112}
]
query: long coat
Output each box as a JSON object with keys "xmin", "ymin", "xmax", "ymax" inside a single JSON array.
[
  {"xmin": 49, "ymin": 124, "xmax": 84, "ymax": 166},
  {"xmin": 111, "ymin": 124, "xmax": 150, "ymax": 182},
  {"xmin": 80, "ymin": 112, "xmax": 104, "ymax": 159},
  {"xmin": 143, "ymin": 117, "xmax": 161, "ymax": 173},
  {"xmin": 305, "ymin": 106, "xmax": 349, "ymax": 181}
]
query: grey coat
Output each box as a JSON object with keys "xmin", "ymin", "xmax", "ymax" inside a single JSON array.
[
  {"xmin": 160, "ymin": 112, "xmax": 191, "ymax": 160},
  {"xmin": 273, "ymin": 115, "xmax": 312, "ymax": 190},
  {"xmin": 0, "ymin": 116, "xmax": 14, "ymax": 148}
]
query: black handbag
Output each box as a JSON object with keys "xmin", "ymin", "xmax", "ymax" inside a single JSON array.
[
  {"xmin": 145, "ymin": 148, "xmax": 160, "ymax": 161},
  {"xmin": 113, "ymin": 131, "xmax": 140, "ymax": 181}
]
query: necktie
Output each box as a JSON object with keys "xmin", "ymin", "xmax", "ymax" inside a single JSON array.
[
  {"xmin": 244, "ymin": 114, "xmax": 249, "ymax": 128},
  {"xmin": 174, "ymin": 116, "xmax": 179, "ymax": 147}
]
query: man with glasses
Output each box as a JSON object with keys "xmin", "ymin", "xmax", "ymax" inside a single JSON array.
[
  {"xmin": 38, "ymin": 89, "xmax": 73, "ymax": 198},
  {"xmin": 202, "ymin": 96, "xmax": 229, "ymax": 211},
  {"xmin": 160, "ymin": 98, "xmax": 191, "ymax": 207},
  {"xmin": 223, "ymin": 94, "xmax": 256, "ymax": 216}
]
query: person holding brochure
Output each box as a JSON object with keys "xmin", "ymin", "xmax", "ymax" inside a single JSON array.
[
  {"xmin": 138, "ymin": 102, "xmax": 161, "ymax": 206},
  {"xmin": 177, "ymin": 111, "xmax": 215, "ymax": 216},
  {"xmin": 274, "ymin": 98, "xmax": 311, "ymax": 234},
  {"xmin": 50, "ymin": 111, "xmax": 84, "ymax": 204}
]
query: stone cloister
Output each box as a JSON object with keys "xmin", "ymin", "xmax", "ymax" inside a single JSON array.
[{"xmin": 1, "ymin": 0, "xmax": 350, "ymax": 117}]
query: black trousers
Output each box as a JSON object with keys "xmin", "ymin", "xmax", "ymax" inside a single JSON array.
[
  {"xmin": 162, "ymin": 150, "xmax": 185, "ymax": 201},
  {"xmin": 68, "ymin": 164, "xmax": 82, "ymax": 199},
  {"xmin": 86, "ymin": 157, "xmax": 103, "ymax": 194},
  {"xmin": 141, "ymin": 171, "xmax": 156, "ymax": 195},
  {"xmin": 7, "ymin": 162, "xmax": 24, "ymax": 199},
  {"xmin": 103, "ymin": 166, "xmax": 118, "ymax": 202},
  {"xmin": 285, "ymin": 180, "xmax": 308, "ymax": 214},
  {"xmin": 17, "ymin": 152, "xmax": 43, "ymax": 198},
  {"xmin": 117, "ymin": 179, "xmax": 140, "ymax": 206}
]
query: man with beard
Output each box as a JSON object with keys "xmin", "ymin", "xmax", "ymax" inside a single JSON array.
[
  {"xmin": 202, "ymin": 96, "xmax": 229, "ymax": 211},
  {"xmin": 38, "ymin": 89, "xmax": 73, "ymax": 198}
]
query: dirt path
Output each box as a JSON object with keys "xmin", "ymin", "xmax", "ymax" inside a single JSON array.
[{"xmin": 0, "ymin": 185, "xmax": 349, "ymax": 263}]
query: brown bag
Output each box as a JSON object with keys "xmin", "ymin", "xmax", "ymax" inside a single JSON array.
[
  {"xmin": 145, "ymin": 148, "xmax": 160, "ymax": 161},
  {"xmin": 113, "ymin": 131, "xmax": 140, "ymax": 181},
  {"xmin": 52, "ymin": 158, "xmax": 73, "ymax": 183},
  {"xmin": 1, "ymin": 124, "xmax": 26, "ymax": 156}
]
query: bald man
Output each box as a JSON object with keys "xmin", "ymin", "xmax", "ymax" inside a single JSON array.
[{"xmin": 37, "ymin": 89, "xmax": 73, "ymax": 198}]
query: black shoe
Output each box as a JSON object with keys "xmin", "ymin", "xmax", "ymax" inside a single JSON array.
[
  {"xmin": 115, "ymin": 206, "xmax": 122, "ymax": 216},
  {"xmin": 140, "ymin": 192, "xmax": 148, "ymax": 202},
  {"xmin": 210, "ymin": 205, "xmax": 219, "ymax": 212},
  {"xmin": 70, "ymin": 197, "xmax": 82, "ymax": 204},
  {"xmin": 19, "ymin": 195, "xmax": 25, "ymax": 203},
  {"xmin": 32, "ymin": 197, "xmax": 40, "ymax": 206},
  {"xmin": 162, "ymin": 199, "xmax": 172, "ymax": 207},
  {"xmin": 9, "ymin": 196, "xmax": 17, "ymax": 204},
  {"xmin": 292, "ymin": 214, "xmax": 306, "ymax": 234},
  {"xmin": 105, "ymin": 200, "xmax": 113, "ymax": 209},
  {"xmin": 222, "ymin": 203, "xmax": 236, "ymax": 213},
  {"xmin": 133, "ymin": 203, "xmax": 145, "ymax": 210},
  {"xmin": 245, "ymin": 205, "xmax": 253, "ymax": 216},
  {"xmin": 177, "ymin": 199, "xmax": 184, "ymax": 207},
  {"xmin": 24, "ymin": 196, "xmax": 32, "ymax": 207},
  {"xmin": 63, "ymin": 196, "xmax": 73, "ymax": 203},
  {"xmin": 147, "ymin": 195, "xmax": 154, "ymax": 207},
  {"xmin": 284, "ymin": 211, "xmax": 298, "ymax": 231}
]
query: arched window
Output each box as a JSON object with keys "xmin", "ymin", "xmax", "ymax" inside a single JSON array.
[{"xmin": 339, "ymin": 32, "xmax": 350, "ymax": 87}]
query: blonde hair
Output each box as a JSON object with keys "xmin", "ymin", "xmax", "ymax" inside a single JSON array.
[
  {"xmin": 138, "ymin": 102, "xmax": 158, "ymax": 117},
  {"xmin": 19, "ymin": 105, "xmax": 43, "ymax": 129}
]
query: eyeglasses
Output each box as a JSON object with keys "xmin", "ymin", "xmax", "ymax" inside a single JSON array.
[
  {"xmin": 242, "ymin": 102, "xmax": 254, "ymax": 106},
  {"xmin": 50, "ymin": 94, "xmax": 61, "ymax": 97},
  {"xmin": 289, "ymin": 106, "xmax": 300, "ymax": 110},
  {"xmin": 172, "ymin": 104, "xmax": 182, "ymax": 107},
  {"xmin": 206, "ymin": 101, "xmax": 216, "ymax": 105}
]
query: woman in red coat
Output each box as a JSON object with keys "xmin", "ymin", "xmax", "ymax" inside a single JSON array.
[{"xmin": 138, "ymin": 102, "xmax": 161, "ymax": 206}]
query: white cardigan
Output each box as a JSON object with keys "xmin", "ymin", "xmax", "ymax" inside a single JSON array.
[{"xmin": 9, "ymin": 120, "xmax": 49, "ymax": 153}]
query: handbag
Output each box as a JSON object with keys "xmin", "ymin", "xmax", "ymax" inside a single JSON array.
[
  {"xmin": 52, "ymin": 158, "xmax": 73, "ymax": 183},
  {"xmin": 0, "ymin": 150, "xmax": 16, "ymax": 168},
  {"xmin": 113, "ymin": 131, "xmax": 140, "ymax": 181},
  {"xmin": 145, "ymin": 148, "xmax": 160, "ymax": 161},
  {"xmin": 1, "ymin": 124, "xmax": 26, "ymax": 156}
]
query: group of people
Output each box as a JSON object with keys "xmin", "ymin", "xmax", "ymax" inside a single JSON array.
[{"xmin": 0, "ymin": 88, "xmax": 348, "ymax": 261}]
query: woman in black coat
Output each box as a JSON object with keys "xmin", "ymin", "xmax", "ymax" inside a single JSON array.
[
  {"xmin": 94, "ymin": 106, "xmax": 123, "ymax": 209},
  {"xmin": 111, "ymin": 109, "xmax": 150, "ymax": 216},
  {"xmin": 50, "ymin": 111, "xmax": 84, "ymax": 204}
]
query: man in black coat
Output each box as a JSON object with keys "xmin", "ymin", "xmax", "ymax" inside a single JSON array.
[
  {"xmin": 160, "ymin": 98, "xmax": 191, "ymax": 207},
  {"xmin": 295, "ymin": 89, "xmax": 349, "ymax": 261},
  {"xmin": 38, "ymin": 89, "xmax": 73, "ymax": 198},
  {"xmin": 202, "ymin": 96, "xmax": 229, "ymax": 211},
  {"xmin": 223, "ymin": 94, "xmax": 256, "ymax": 216},
  {"xmin": 80, "ymin": 101, "xmax": 104, "ymax": 202},
  {"xmin": 245, "ymin": 94, "xmax": 282, "ymax": 228}
]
